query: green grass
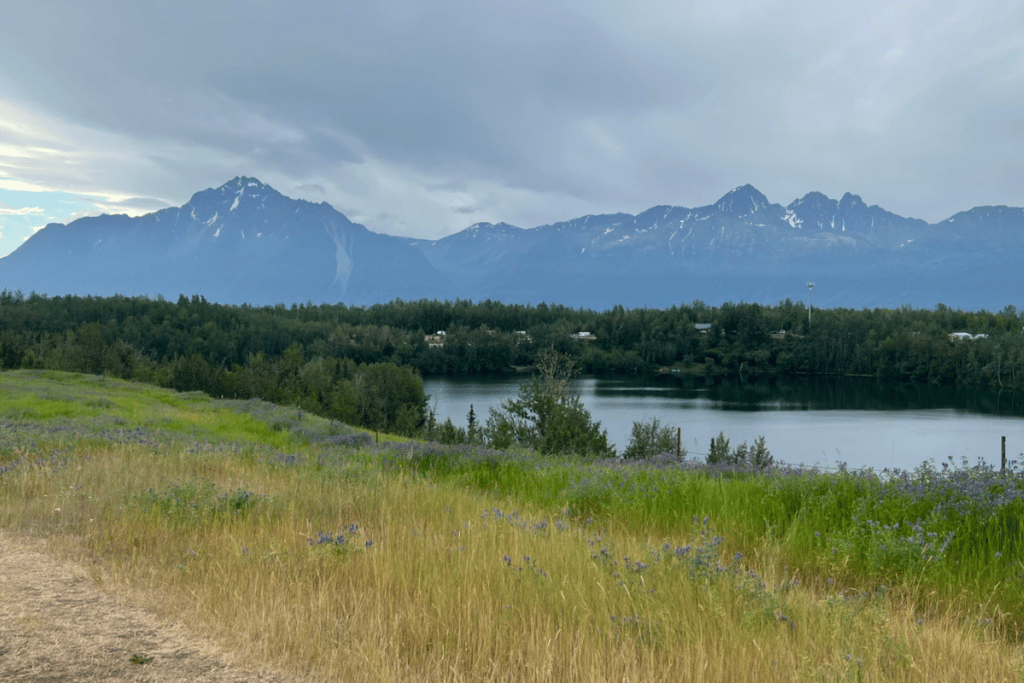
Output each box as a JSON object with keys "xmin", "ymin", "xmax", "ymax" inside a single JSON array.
[
  {"xmin": 2, "ymin": 369, "xmax": 1023, "ymax": 682},
  {"xmin": 384, "ymin": 440, "xmax": 1024, "ymax": 636},
  {"xmin": 0, "ymin": 369, "xmax": 371, "ymax": 454}
]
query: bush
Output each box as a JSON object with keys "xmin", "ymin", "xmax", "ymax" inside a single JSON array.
[
  {"xmin": 484, "ymin": 349, "xmax": 614, "ymax": 457},
  {"xmin": 748, "ymin": 435, "xmax": 774, "ymax": 469},
  {"xmin": 707, "ymin": 432, "xmax": 773, "ymax": 469},
  {"xmin": 623, "ymin": 417, "xmax": 683, "ymax": 460},
  {"xmin": 707, "ymin": 432, "xmax": 732, "ymax": 464}
]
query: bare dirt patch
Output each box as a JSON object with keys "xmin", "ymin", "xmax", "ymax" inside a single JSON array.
[{"xmin": 0, "ymin": 530, "xmax": 305, "ymax": 683}]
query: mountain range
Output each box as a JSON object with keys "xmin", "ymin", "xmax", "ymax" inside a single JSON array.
[{"xmin": 2, "ymin": 176, "xmax": 1022, "ymax": 311}]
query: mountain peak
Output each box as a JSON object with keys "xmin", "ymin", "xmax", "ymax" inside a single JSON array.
[
  {"xmin": 221, "ymin": 176, "xmax": 267, "ymax": 190},
  {"xmin": 466, "ymin": 221, "xmax": 522, "ymax": 232},
  {"xmin": 787, "ymin": 191, "xmax": 834, "ymax": 211},
  {"xmin": 441, "ymin": 221, "xmax": 525, "ymax": 245},
  {"xmin": 838, "ymin": 192, "xmax": 866, "ymax": 211},
  {"xmin": 185, "ymin": 177, "xmax": 283, "ymax": 214},
  {"xmin": 713, "ymin": 184, "xmax": 770, "ymax": 217}
]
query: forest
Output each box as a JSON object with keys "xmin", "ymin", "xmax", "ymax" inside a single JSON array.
[{"xmin": 2, "ymin": 290, "xmax": 1023, "ymax": 436}]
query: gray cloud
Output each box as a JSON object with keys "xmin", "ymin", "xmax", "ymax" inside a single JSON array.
[
  {"xmin": 294, "ymin": 183, "xmax": 327, "ymax": 196},
  {"xmin": 1, "ymin": 0, "xmax": 1023, "ymax": 243}
]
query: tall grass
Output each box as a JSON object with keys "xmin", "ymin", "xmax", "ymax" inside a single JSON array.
[
  {"xmin": 2, "ymin": 370, "xmax": 1023, "ymax": 681},
  {"xmin": 385, "ymin": 442, "xmax": 1024, "ymax": 632}
]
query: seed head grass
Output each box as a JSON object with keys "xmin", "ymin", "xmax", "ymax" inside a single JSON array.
[{"xmin": 1, "ymin": 370, "xmax": 1023, "ymax": 681}]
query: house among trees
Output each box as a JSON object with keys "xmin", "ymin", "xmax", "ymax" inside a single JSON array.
[
  {"xmin": 570, "ymin": 331, "xmax": 597, "ymax": 341},
  {"xmin": 948, "ymin": 331, "xmax": 989, "ymax": 342},
  {"xmin": 425, "ymin": 331, "xmax": 446, "ymax": 347},
  {"xmin": 693, "ymin": 323, "xmax": 712, "ymax": 334}
]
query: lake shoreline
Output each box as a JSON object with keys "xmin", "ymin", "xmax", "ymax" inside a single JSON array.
[{"xmin": 423, "ymin": 373, "xmax": 1024, "ymax": 472}]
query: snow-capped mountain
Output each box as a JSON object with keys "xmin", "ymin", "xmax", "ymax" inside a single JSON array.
[
  {"xmin": 402, "ymin": 184, "xmax": 1024, "ymax": 310},
  {"xmin": 0, "ymin": 177, "xmax": 444, "ymax": 306},
  {"xmin": 3, "ymin": 178, "xmax": 1023, "ymax": 310}
]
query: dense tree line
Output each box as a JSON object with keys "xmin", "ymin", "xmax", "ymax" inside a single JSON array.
[
  {"xmin": 2, "ymin": 291, "xmax": 1024, "ymax": 395},
  {"xmin": 0, "ymin": 291, "xmax": 426, "ymax": 435}
]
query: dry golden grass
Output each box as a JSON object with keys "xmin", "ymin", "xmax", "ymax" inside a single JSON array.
[
  {"xmin": 1, "ymin": 371, "xmax": 1022, "ymax": 681},
  {"xmin": 4, "ymin": 439, "xmax": 1023, "ymax": 682}
]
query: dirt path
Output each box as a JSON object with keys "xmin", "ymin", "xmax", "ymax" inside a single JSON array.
[{"xmin": 0, "ymin": 531, "xmax": 305, "ymax": 683}]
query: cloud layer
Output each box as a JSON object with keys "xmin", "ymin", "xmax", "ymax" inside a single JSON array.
[{"xmin": 1, "ymin": 0, "xmax": 1023, "ymax": 258}]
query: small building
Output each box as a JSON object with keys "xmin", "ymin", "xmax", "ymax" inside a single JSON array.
[
  {"xmin": 694, "ymin": 323, "xmax": 712, "ymax": 334},
  {"xmin": 948, "ymin": 332, "xmax": 988, "ymax": 342},
  {"xmin": 571, "ymin": 331, "xmax": 597, "ymax": 341},
  {"xmin": 425, "ymin": 330, "xmax": 446, "ymax": 347}
]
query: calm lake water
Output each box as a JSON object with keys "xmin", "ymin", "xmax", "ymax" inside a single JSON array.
[{"xmin": 422, "ymin": 374, "xmax": 1024, "ymax": 472}]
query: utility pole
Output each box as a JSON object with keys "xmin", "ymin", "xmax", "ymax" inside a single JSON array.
[{"xmin": 807, "ymin": 282, "xmax": 815, "ymax": 327}]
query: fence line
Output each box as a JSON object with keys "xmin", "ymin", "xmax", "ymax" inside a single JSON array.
[{"xmin": 678, "ymin": 436, "xmax": 1012, "ymax": 474}]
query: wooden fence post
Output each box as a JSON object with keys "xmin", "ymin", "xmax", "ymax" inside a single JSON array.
[{"xmin": 1002, "ymin": 436, "xmax": 1007, "ymax": 473}]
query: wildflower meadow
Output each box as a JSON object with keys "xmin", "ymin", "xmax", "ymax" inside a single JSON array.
[{"xmin": 2, "ymin": 369, "xmax": 1023, "ymax": 681}]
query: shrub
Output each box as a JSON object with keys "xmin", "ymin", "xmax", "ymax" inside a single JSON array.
[
  {"xmin": 623, "ymin": 417, "xmax": 683, "ymax": 460},
  {"xmin": 708, "ymin": 432, "xmax": 732, "ymax": 464},
  {"xmin": 484, "ymin": 349, "xmax": 614, "ymax": 457},
  {"xmin": 707, "ymin": 432, "xmax": 773, "ymax": 469}
]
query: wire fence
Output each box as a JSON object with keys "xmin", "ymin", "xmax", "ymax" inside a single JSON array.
[{"xmin": 676, "ymin": 435, "xmax": 1017, "ymax": 475}]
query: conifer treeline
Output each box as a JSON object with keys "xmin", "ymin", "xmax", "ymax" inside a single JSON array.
[{"xmin": 2, "ymin": 291, "xmax": 1023, "ymax": 400}]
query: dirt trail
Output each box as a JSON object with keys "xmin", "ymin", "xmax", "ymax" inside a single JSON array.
[{"xmin": 0, "ymin": 531, "xmax": 304, "ymax": 683}]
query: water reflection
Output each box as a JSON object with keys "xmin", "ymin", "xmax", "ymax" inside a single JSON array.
[
  {"xmin": 592, "ymin": 374, "xmax": 1024, "ymax": 416},
  {"xmin": 422, "ymin": 373, "xmax": 1024, "ymax": 471}
]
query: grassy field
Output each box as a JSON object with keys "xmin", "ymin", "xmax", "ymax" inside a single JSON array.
[{"xmin": 2, "ymin": 369, "xmax": 1024, "ymax": 681}]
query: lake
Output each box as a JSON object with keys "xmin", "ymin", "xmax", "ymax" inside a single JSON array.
[{"xmin": 422, "ymin": 373, "xmax": 1024, "ymax": 472}]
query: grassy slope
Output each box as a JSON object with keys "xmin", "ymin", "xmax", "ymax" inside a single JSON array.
[{"xmin": 1, "ymin": 369, "xmax": 1022, "ymax": 682}]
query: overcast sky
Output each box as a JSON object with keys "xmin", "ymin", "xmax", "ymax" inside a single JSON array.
[{"xmin": 2, "ymin": 0, "xmax": 1023, "ymax": 258}]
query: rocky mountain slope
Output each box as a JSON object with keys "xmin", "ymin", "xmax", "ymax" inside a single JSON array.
[
  {"xmin": 1, "ymin": 177, "xmax": 444, "ymax": 306},
  {"xmin": 3, "ymin": 178, "xmax": 1022, "ymax": 310}
]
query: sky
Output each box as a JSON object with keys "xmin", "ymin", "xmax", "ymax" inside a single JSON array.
[{"xmin": 2, "ymin": 0, "xmax": 1024, "ymax": 258}]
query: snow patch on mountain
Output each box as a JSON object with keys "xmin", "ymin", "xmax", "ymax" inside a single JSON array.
[{"xmin": 323, "ymin": 219, "xmax": 353, "ymax": 297}]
